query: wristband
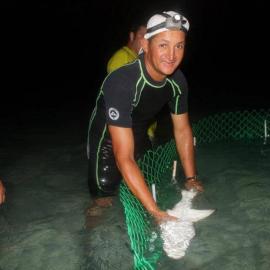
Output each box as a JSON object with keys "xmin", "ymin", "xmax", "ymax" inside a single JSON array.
[{"xmin": 185, "ymin": 175, "xmax": 198, "ymax": 181}]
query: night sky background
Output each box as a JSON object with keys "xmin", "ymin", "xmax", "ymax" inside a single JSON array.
[{"xmin": 3, "ymin": 0, "xmax": 269, "ymax": 120}]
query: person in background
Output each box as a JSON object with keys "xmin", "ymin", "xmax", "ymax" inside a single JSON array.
[
  {"xmin": 0, "ymin": 180, "xmax": 6, "ymax": 205},
  {"xmin": 87, "ymin": 10, "xmax": 203, "ymax": 222},
  {"xmin": 107, "ymin": 22, "xmax": 147, "ymax": 73}
]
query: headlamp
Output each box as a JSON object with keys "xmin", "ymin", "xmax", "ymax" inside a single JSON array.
[{"xmin": 146, "ymin": 12, "xmax": 189, "ymax": 36}]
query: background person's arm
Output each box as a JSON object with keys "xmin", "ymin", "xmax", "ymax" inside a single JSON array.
[
  {"xmin": 0, "ymin": 180, "xmax": 6, "ymax": 205},
  {"xmin": 171, "ymin": 113, "xmax": 203, "ymax": 192},
  {"xmin": 108, "ymin": 125, "xmax": 176, "ymax": 222}
]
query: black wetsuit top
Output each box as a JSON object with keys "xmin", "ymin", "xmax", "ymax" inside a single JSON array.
[{"xmin": 87, "ymin": 53, "xmax": 188, "ymax": 197}]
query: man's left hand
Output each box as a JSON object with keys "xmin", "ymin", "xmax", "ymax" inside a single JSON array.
[{"xmin": 185, "ymin": 178, "xmax": 204, "ymax": 192}]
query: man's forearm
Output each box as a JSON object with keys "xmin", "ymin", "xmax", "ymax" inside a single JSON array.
[
  {"xmin": 174, "ymin": 126, "xmax": 197, "ymax": 178},
  {"xmin": 116, "ymin": 157, "xmax": 159, "ymax": 214}
]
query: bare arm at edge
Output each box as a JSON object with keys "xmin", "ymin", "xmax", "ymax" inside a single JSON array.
[{"xmin": 0, "ymin": 180, "xmax": 6, "ymax": 205}]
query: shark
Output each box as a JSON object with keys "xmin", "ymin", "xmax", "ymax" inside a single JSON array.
[{"xmin": 159, "ymin": 189, "xmax": 215, "ymax": 259}]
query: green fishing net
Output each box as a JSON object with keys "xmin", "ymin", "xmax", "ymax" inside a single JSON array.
[{"xmin": 119, "ymin": 109, "xmax": 270, "ymax": 270}]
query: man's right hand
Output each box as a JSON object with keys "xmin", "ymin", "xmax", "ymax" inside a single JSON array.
[{"xmin": 150, "ymin": 209, "xmax": 178, "ymax": 224}]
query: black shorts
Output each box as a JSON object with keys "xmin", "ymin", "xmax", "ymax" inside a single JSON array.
[{"xmin": 87, "ymin": 131, "xmax": 151, "ymax": 198}]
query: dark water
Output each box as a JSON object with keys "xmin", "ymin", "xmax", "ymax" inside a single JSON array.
[
  {"xmin": 0, "ymin": 102, "xmax": 134, "ymax": 270},
  {"xmin": 156, "ymin": 141, "xmax": 270, "ymax": 270},
  {"xmin": 1, "ymin": 99, "xmax": 270, "ymax": 269}
]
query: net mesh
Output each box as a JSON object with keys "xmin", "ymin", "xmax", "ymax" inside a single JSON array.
[
  {"xmin": 119, "ymin": 109, "xmax": 270, "ymax": 269},
  {"xmin": 192, "ymin": 109, "xmax": 270, "ymax": 144}
]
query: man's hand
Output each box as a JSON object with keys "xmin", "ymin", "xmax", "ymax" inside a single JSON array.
[
  {"xmin": 150, "ymin": 209, "xmax": 178, "ymax": 224},
  {"xmin": 185, "ymin": 178, "xmax": 204, "ymax": 192},
  {"xmin": 0, "ymin": 180, "xmax": 6, "ymax": 205}
]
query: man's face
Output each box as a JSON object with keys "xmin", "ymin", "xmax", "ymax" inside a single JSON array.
[{"xmin": 142, "ymin": 30, "xmax": 186, "ymax": 81}]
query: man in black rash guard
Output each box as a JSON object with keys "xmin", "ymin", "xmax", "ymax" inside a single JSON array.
[{"xmin": 87, "ymin": 10, "xmax": 203, "ymax": 222}]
